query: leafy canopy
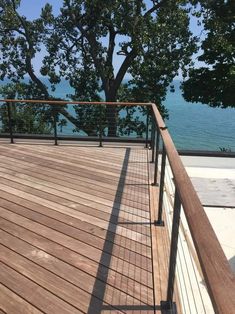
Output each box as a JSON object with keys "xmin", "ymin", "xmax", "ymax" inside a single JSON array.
[
  {"xmin": 182, "ymin": 0, "xmax": 235, "ymax": 108},
  {"xmin": 0, "ymin": 0, "xmax": 197, "ymax": 136},
  {"xmin": 44, "ymin": 0, "xmax": 196, "ymax": 106}
]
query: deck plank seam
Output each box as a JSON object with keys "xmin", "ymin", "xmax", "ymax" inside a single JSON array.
[
  {"xmin": 0, "ymin": 245, "xmax": 137, "ymax": 314},
  {"xmin": 0, "ymin": 227, "xmax": 154, "ymax": 306},
  {"xmin": 0, "ymin": 279, "xmax": 47, "ymax": 314},
  {"xmin": 0, "ymin": 260, "xmax": 88, "ymax": 313},
  {"xmin": 0, "ymin": 152, "xmax": 150, "ymax": 193},
  {"xmin": 0, "ymin": 193, "xmax": 152, "ymax": 256},
  {"xmin": 0, "ymin": 148, "xmax": 149, "ymax": 182},
  {"xmin": 0, "ymin": 164, "xmax": 150, "ymax": 210},
  {"xmin": 0, "ymin": 217, "xmax": 153, "ymax": 289},
  {"xmin": 0, "ymin": 184, "xmax": 151, "ymax": 239},
  {"xmin": 0, "ymin": 167, "xmax": 150, "ymax": 216},
  {"xmin": 0, "ymin": 201, "xmax": 152, "ymax": 270}
]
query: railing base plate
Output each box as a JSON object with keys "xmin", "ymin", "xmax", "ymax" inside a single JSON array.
[
  {"xmin": 160, "ymin": 301, "xmax": 177, "ymax": 313},
  {"xmin": 154, "ymin": 220, "xmax": 165, "ymax": 227}
]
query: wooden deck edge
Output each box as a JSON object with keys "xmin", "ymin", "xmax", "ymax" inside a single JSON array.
[{"xmin": 147, "ymin": 151, "xmax": 182, "ymax": 314}]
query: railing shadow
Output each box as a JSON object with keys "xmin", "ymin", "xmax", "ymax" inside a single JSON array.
[
  {"xmin": 87, "ymin": 147, "xmax": 154, "ymax": 313},
  {"xmin": 87, "ymin": 147, "xmax": 130, "ymax": 313}
]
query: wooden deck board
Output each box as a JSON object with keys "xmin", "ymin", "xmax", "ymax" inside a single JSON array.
[
  {"xmin": 0, "ymin": 283, "xmax": 43, "ymax": 314},
  {"xmin": 0, "ymin": 148, "xmax": 149, "ymax": 200},
  {"xmin": 0, "ymin": 143, "xmax": 166, "ymax": 313}
]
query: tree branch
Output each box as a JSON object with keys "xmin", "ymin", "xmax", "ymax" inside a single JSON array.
[
  {"xmin": 5, "ymin": 0, "xmax": 89, "ymax": 131},
  {"xmin": 78, "ymin": 28, "xmax": 106, "ymax": 84},
  {"xmin": 144, "ymin": 0, "xmax": 166, "ymax": 17},
  {"xmin": 0, "ymin": 27, "xmax": 26, "ymax": 36},
  {"xmin": 64, "ymin": 0, "xmax": 106, "ymax": 87},
  {"xmin": 9, "ymin": 2, "xmax": 49, "ymax": 98},
  {"xmin": 110, "ymin": 0, "xmax": 166, "ymax": 95},
  {"xmin": 106, "ymin": 25, "xmax": 116, "ymax": 68},
  {"xmin": 113, "ymin": 49, "xmax": 137, "ymax": 94},
  {"xmin": 100, "ymin": 25, "xmax": 117, "ymax": 94},
  {"xmin": 12, "ymin": 3, "xmax": 32, "ymax": 48},
  {"xmin": 25, "ymin": 56, "xmax": 49, "ymax": 98}
]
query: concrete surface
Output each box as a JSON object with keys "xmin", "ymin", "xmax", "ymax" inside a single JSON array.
[{"xmin": 181, "ymin": 156, "xmax": 235, "ymax": 272}]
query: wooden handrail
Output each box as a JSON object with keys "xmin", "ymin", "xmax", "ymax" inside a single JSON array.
[
  {"xmin": 0, "ymin": 99, "xmax": 152, "ymax": 106},
  {"xmin": 151, "ymin": 103, "xmax": 235, "ymax": 314}
]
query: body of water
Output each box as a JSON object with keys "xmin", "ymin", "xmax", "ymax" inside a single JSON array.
[
  {"xmin": 0, "ymin": 79, "xmax": 234, "ymax": 152},
  {"xmin": 53, "ymin": 79, "xmax": 235, "ymax": 151},
  {"xmin": 163, "ymin": 81, "xmax": 235, "ymax": 151}
]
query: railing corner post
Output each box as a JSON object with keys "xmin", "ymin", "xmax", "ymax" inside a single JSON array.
[{"xmin": 155, "ymin": 144, "xmax": 166, "ymax": 226}]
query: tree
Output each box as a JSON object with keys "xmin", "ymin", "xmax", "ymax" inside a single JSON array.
[
  {"xmin": 0, "ymin": 0, "xmax": 77, "ymax": 133},
  {"xmin": 44, "ymin": 0, "xmax": 197, "ymax": 135},
  {"xmin": 0, "ymin": 0, "xmax": 197, "ymax": 136},
  {"xmin": 0, "ymin": 82, "xmax": 52, "ymax": 134},
  {"xmin": 182, "ymin": 0, "xmax": 235, "ymax": 108}
]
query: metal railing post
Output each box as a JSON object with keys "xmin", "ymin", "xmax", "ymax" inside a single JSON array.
[
  {"xmin": 153, "ymin": 128, "xmax": 160, "ymax": 186},
  {"xmin": 155, "ymin": 144, "xmax": 166, "ymax": 226},
  {"xmin": 162, "ymin": 189, "xmax": 181, "ymax": 311},
  {"xmin": 145, "ymin": 108, "xmax": 149, "ymax": 148},
  {"xmin": 151, "ymin": 118, "xmax": 156, "ymax": 163},
  {"xmin": 99, "ymin": 105, "xmax": 103, "ymax": 147},
  {"xmin": 52, "ymin": 105, "xmax": 58, "ymax": 146},
  {"xmin": 7, "ymin": 102, "xmax": 14, "ymax": 144}
]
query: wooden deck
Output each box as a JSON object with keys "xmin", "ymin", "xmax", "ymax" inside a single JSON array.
[{"xmin": 0, "ymin": 142, "xmax": 167, "ymax": 314}]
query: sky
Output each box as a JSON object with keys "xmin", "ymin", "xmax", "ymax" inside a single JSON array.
[{"xmin": 17, "ymin": 0, "xmax": 204, "ymax": 79}]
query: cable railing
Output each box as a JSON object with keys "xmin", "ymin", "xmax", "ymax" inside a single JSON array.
[
  {"xmin": 0, "ymin": 99, "xmax": 234, "ymax": 313},
  {"xmin": 163, "ymin": 160, "xmax": 214, "ymax": 313},
  {"xmin": 0, "ymin": 99, "xmax": 151, "ymax": 146},
  {"xmin": 151, "ymin": 103, "xmax": 235, "ymax": 313}
]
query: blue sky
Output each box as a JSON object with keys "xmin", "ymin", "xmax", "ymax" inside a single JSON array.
[{"xmin": 18, "ymin": 0, "xmax": 204, "ymax": 79}]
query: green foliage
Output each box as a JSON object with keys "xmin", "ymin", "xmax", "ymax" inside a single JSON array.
[
  {"xmin": 0, "ymin": 102, "xmax": 52, "ymax": 134},
  {"xmin": 126, "ymin": 1, "xmax": 197, "ymax": 116},
  {"xmin": 45, "ymin": 0, "xmax": 197, "ymax": 105},
  {"xmin": 118, "ymin": 106, "xmax": 146, "ymax": 137},
  {"xmin": 72, "ymin": 104, "xmax": 104, "ymax": 136},
  {"xmin": 0, "ymin": 0, "xmax": 51, "ymax": 91},
  {"xmin": 0, "ymin": 0, "xmax": 198, "ymax": 136},
  {"xmin": 0, "ymin": 83, "xmax": 52, "ymax": 134},
  {"xmin": 219, "ymin": 146, "xmax": 232, "ymax": 153},
  {"xmin": 182, "ymin": 0, "xmax": 235, "ymax": 107}
]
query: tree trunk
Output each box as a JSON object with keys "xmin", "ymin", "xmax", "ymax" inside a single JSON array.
[{"xmin": 105, "ymin": 93, "xmax": 117, "ymax": 137}]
